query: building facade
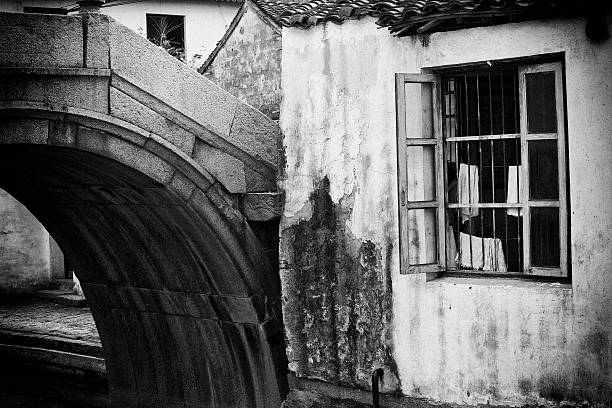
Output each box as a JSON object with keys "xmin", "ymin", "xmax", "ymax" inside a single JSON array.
[
  {"xmin": 256, "ymin": 1, "xmax": 612, "ymax": 406},
  {"xmin": 0, "ymin": 0, "xmax": 610, "ymax": 406}
]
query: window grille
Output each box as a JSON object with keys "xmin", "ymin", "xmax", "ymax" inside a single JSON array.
[{"xmin": 396, "ymin": 59, "xmax": 568, "ymax": 278}]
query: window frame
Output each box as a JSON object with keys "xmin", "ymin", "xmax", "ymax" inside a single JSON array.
[
  {"xmin": 396, "ymin": 59, "xmax": 569, "ymax": 278},
  {"xmin": 518, "ymin": 62, "xmax": 568, "ymax": 277},
  {"xmin": 395, "ymin": 73, "xmax": 446, "ymax": 274}
]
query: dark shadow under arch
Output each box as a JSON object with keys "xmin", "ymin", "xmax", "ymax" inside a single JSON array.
[{"xmin": 0, "ymin": 142, "xmax": 287, "ymax": 408}]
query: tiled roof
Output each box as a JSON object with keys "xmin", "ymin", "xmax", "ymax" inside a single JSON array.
[
  {"xmin": 253, "ymin": 0, "xmax": 377, "ymax": 27},
  {"xmin": 251, "ymin": 0, "xmax": 579, "ymax": 36}
]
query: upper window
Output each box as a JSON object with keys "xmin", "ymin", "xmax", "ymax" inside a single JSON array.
[
  {"xmin": 23, "ymin": 7, "xmax": 68, "ymax": 14},
  {"xmin": 396, "ymin": 59, "xmax": 568, "ymax": 278},
  {"xmin": 146, "ymin": 14, "xmax": 185, "ymax": 62}
]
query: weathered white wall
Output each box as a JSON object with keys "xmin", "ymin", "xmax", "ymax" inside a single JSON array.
[
  {"xmin": 21, "ymin": 0, "xmax": 239, "ymax": 67},
  {"xmin": 0, "ymin": 188, "xmax": 51, "ymax": 292},
  {"xmin": 280, "ymin": 16, "xmax": 612, "ymax": 405}
]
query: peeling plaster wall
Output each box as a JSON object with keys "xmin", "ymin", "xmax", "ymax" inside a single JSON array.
[
  {"xmin": 279, "ymin": 19, "xmax": 402, "ymax": 392},
  {"xmin": 281, "ymin": 177, "xmax": 398, "ymax": 390},
  {"xmin": 280, "ymin": 16, "xmax": 612, "ymax": 406},
  {"xmin": 202, "ymin": 4, "xmax": 282, "ymax": 119},
  {"xmin": 0, "ymin": 188, "xmax": 51, "ymax": 292}
]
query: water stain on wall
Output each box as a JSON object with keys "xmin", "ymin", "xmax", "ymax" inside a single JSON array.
[
  {"xmin": 518, "ymin": 378, "xmax": 533, "ymax": 396},
  {"xmin": 536, "ymin": 329, "xmax": 611, "ymax": 404},
  {"xmin": 281, "ymin": 177, "xmax": 399, "ymax": 391}
]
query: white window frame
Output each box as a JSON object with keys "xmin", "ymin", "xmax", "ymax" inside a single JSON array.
[{"xmin": 396, "ymin": 61, "xmax": 568, "ymax": 278}]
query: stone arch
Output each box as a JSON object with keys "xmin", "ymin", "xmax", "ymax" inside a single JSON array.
[{"xmin": 0, "ymin": 109, "xmax": 287, "ymax": 407}]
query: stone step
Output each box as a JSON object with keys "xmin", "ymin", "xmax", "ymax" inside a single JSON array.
[
  {"xmin": 0, "ymin": 344, "xmax": 104, "ymax": 374},
  {"xmin": 32, "ymin": 289, "xmax": 87, "ymax": 307},
  {"xmin": 50, "ymin": 278, "xmax": 75, "ymax": 292},
  {"xmin": 0, "ymin": 329, "xmax": 103, "ymax": 358},
  {"xmin": 0, "ymin": 332, "xmax": 107, "ymax": 408}
]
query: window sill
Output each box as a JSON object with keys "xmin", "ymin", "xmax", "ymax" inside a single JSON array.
[{"xmin": 426, "ymin": 273, "xmax": 572, "ymax": 292}]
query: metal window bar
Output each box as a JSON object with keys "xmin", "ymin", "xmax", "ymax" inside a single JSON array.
[
  {"xmin": 476, "ymin": 74, "xmax": 485, "ymax": 262},
  {"xmin": 464, "ymin": 74, "xmax": 474, "ymax": 267},
  {"xmin": 488, "ymin": 73, "xmax": 497, "ymax": 267},
  {"xmin": 444, "ymin": 78, "xmax": 454, "ymax": 269},
  {"xmin": 455, "ymin": 78, "xmax": 460, "ymax": 270},
  {"xmin": 513, "ymin": 72, "xmax": 522, "ymax": 271},
  {"xmin": 501, "ymin": 72, "xmax": 508, "ymax": 263}
]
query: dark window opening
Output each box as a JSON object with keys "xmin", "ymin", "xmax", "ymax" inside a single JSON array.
[
  {"xmin": 146, "ymin": 14, "xmax": 185, "ymax": 62},
  {"xmin": 23, "ymin": 7, "xmax": 69, "ymax": 15}
]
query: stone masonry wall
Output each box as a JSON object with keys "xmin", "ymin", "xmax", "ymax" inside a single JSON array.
[{"xmin": 201, "ymin": 2, "xmax": 282, "ymax": 120}]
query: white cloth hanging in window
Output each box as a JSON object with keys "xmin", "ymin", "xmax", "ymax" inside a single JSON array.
[
  {"xmin": 507, "ymin": 165, "xmax": 522, "ymax": 217},
  {"xmin": 446, "ymin": 226, "xmax": 457, "ymax": 269},
  {"xmin": 458, "ymin": 164, "xmax": 479, "ymax": 223},
  {"xmin": 457, "ymin": 232, "xmax": 507, "ymax": 272}
]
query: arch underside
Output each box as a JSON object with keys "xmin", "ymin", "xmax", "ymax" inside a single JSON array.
[{"xmin": 0, "ymin": 123, "xmax": 286, "ymax": 407}]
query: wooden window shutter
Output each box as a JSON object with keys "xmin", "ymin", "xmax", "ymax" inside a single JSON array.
[{"xmin": 396, "ymin": 73, "xmax": 445, "ymax": 274}]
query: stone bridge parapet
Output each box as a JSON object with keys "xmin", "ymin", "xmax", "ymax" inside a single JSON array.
[{"xmin": 0, "ymin": 11, "xmax": 282, "ymax": 218}]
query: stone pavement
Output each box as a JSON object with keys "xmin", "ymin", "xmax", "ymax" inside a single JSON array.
[
  {"xmin": 0, "ymin": 296, "xmax": 107, "ymax": 407},
  {"xmin": 0, "ymin": 295, "xmax": 100, "ymax": 345},
  {"xmin": 0, "ymin": 389, "xmax": 75, "ymax": 408}
]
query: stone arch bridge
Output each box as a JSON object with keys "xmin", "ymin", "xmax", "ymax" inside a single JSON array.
[{"xmin": 0, "ymin": 11, "xmax": 286, "ymax": 408}]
